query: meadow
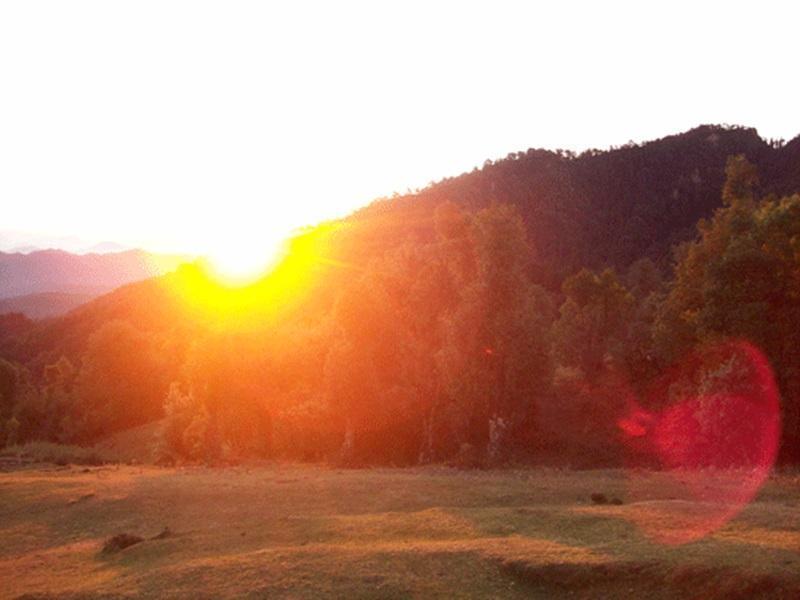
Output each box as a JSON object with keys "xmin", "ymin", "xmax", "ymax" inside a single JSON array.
[{"xmin": 1, "ymin": 459, "xmax": 799, "ymax": 599}]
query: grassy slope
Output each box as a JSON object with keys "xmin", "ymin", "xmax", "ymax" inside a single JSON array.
[{"xmin": 0, "ymin": 465, "xmax": 799, "ymax": 599}]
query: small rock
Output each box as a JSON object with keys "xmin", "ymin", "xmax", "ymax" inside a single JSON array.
[
  {"xmin": 67, "ymin": 493, "xmax": 96, "ymax": 505},
  {"xmin": 590, "ymin": 493, "xmax": 608, "ymax": 505},
  {"xmin": 101, "ymin": 533, "xmax": 144, "ymax": 554}
]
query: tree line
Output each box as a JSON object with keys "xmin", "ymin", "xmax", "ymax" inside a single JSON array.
[{"xmin": 0, "ymin": 155, "xmax": 798, "ymax": 467}]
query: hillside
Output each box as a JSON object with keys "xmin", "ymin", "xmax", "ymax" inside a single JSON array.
[
  {"xmin": 353, "ymin": 124, "xmax": 800, "ymax": 276},
  {"xmin": 3, "ymin": 123, "xmax": 800, "ymax": 466},
  {"xmin": 5, "ymin": 124, "xmax": 800, "ymax": 374},
  {"xmin": 4, "ymin": 124, "xmax": 797, "ymax": 312}
]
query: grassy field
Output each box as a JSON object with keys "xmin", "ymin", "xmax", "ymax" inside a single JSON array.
[{"xmin": 1, "ymin": 462, "xmax": 799, "ymax": 599}]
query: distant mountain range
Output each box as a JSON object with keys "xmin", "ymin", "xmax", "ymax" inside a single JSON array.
[
  {"xmin": 0, "ymin": 249, "xmax": 191, "ymax": 318},
  {"xmin": 0, "ymin": 232, "xmax": 135, "ymax": 255}
]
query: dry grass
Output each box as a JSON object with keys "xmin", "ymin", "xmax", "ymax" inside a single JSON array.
[{"xmin": 0, "ymin": 464, "xmax": 799, "ymax": 598}]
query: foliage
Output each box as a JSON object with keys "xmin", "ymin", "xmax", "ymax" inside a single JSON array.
[
  {"xmin": 2, "ymin": 128, "xmax": 800, "ymax": 466},
  {"xmin": 655, "ymin": 156, "xmax": 800, "ymax": 460},
  {"xmin": 72, "ymin": 320, "xmax": 170, "ymax": 441}
]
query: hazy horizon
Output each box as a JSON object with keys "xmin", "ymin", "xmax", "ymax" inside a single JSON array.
[
  {"xmin": 3, "ymin": 121, "xmax": 797, "ymax": 257},
  {"xmin": 2, "ymin": 1, "xmax": 799, "ymax": 261}
]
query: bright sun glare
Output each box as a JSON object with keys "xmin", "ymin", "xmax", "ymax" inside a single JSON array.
[{"xmin": 206, "ymin": 232, "xmax": 290, "ymax": 285}]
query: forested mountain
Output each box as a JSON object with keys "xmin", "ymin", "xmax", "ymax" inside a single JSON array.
[
  {"xmin": 356, "ymin": 124, "xmax": 799, "ymax": 277},
  {"xmin": 0, "ymin": 292, "xmax": 96, "ymax": 320},
  {"xmin": 0, "ymin": 248, "xmax": 190, "ymax": 302},
  {"xmin": 2, "ymin": 124, "xmax": 800, "ymax": 468}
]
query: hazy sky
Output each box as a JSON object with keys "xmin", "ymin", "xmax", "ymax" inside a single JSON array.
[{"xmin": 1, "ymin": 0, "xmax": 798, "ymax": 260}]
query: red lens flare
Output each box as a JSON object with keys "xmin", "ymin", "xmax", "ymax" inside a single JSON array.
[{"xmin": 619, "ymin": 340, "xmax": 781, "ymax": 545}]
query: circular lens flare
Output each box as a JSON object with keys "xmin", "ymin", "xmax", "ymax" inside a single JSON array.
[{"xmin": 619, "ymin": 340, "xmax": 781, "ymax": 545}]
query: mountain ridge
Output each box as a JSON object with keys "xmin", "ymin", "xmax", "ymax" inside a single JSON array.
[
  {"xmin": 352, "ymin": 124, "xmax": 799, "ymax": 275},
  {"xmin": 0, "ymin": 248, "xmax": 192, "ymax": 301},
  {"xmin": 2, "ymin": 124, "xmax": 799, "ymax": 360}
]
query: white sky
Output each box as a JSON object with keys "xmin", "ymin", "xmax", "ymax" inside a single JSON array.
[{"xmin": 1, "ymin": 0, "xmax": 798, "ymax": 259}]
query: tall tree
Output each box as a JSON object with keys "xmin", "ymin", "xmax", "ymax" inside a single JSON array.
[
  {"xmin": 655, "ymin": 155, "xmax": 800, "ymax": 460},
  {"xmin": 437, "ymin": 204, "xmax": 553, "ymax": 461},
  {"xmin": 552, "ymin": 268, "xmax": 634, "ymax": 378}
]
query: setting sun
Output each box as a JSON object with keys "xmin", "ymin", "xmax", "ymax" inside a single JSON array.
[{"xmin": 205, "ymin": 232, "xmax": 290, "ymax": 285}]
